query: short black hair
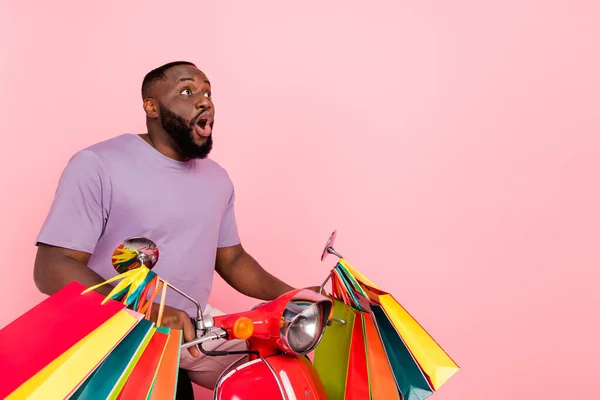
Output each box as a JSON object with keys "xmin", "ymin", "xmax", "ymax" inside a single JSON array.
[{"xmin": 141, "ymin": 61, "xmax": 196, "ymax": 99}]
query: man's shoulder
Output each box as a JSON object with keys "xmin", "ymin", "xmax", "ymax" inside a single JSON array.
[
  {"xmin": 200, "ymin": 157, "xmax": 227, "ymax": 173},
  {"xmin": 198, "ymin": 158, "xmax": 234, "ymax": 183},
  {"xmin": 66, "ymin": 134, "xmax": 139, "ymax": 168},
  {"xmin": 60, "ymin": 134, "xmax": 134, "ymax": 176},
  {"xmin": 83, "ymin": 133, "xmax": 136, "ymax": 157}
]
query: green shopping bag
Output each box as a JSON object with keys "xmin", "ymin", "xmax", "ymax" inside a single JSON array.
[
  {"xmin": 314, "ymin": 300, "xmax": 357, "ymax": 398},
  {"xmin": 371, "ymin": 305, "xmax": 434, "ymax": 400}
]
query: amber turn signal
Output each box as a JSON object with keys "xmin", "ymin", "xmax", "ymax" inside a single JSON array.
[{"xmin": 233, "ymin": 317, "xmax": 254, "ymax": 340}]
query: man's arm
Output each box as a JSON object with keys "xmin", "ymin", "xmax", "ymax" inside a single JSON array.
[
  {"xmin": 215, "ymin": 244, "xmax": 295, "ymax": 301},
  {"xmin": 34, "ymin": 150, "xmax": 114, "ymax": 296},
  {"xmin": 34, "ymin": 244, "xmax": 112, "ymax": 296}
]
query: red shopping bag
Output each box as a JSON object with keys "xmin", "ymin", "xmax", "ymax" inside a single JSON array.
[
  {"xmin": 116, "ymin": 326, "xmax": 170, "ymax": 400},
  {"xmin": 149, "ymin": 329, "xmax": 182, "ymax": 400},
  {"xmin": 0, "ymin": 281, "xmax": 125, "ymax": 399},
  {"xmin": 345, "ymin": 312, "xmax": 369, "ymax": 400}
]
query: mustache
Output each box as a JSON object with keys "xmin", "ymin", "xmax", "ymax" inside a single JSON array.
[{"xmin": 157, "ymin": 101, "xmax": 210, "ymax": 126}]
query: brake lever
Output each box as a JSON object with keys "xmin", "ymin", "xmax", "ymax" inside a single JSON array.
[{"xmin": 180, "ymin": 328, "xmax": 227, "ymax": 350}]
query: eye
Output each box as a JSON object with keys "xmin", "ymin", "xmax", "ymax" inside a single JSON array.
[
  {"xmin": 204, "ymin": 91, "xmax": 211, "ymax": 98},
  {"xmin": 180, "ymin": 88, "xmax": 192, "ymax": 96}
]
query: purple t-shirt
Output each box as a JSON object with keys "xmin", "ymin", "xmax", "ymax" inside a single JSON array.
[{"xmin": 36, "ymin": 133, "xmax": 241, "ymax": 316}]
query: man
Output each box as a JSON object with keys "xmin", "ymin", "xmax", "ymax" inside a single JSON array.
[{"xmin": 33, "ymin": 61, "xmax": 301, "ymax": 398}]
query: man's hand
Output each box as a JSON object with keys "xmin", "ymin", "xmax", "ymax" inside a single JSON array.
[{"xmin": 149, "ymin": 304, "xmax": 199, "ymax": 357}]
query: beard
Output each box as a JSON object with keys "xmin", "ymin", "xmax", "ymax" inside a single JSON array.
[{"xmin": 158, "ymin": 103, "xmax": 213, "ymax": 160}]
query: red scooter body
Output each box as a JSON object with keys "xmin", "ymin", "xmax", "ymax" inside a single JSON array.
[
  {"xmin": 215, "ymin": 354, "xmax": 328, "ymax": 399},
  {"xmin": 202, "ymin": 289, "xmax": 333, "ymax": 400}
]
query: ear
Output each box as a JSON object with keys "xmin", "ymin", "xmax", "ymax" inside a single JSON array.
[{"xmin": 143, "ymin": 99, "xmax": 159, "ymax": 118}]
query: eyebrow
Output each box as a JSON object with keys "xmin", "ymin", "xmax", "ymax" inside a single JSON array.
[{"xmin": 176, "ymin": 77, "xmax": 211, "ymax": 85}]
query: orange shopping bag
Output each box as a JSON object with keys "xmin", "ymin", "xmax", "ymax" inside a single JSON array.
[{"xmin": 149, "ymin": 328, "xmax": 183, "ymax": 400}]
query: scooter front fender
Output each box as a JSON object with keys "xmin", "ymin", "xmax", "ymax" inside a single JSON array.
[{"xmin": 214, "ymin": 355, "xmax": 329, "ymax": 400}]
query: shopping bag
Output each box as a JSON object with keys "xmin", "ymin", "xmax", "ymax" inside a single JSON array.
[
  {"xmin": 315, "ymin": 254, "xmax": 459, "ymax": 399},
  {"xmin": 338, "ymin": 259, "xmax": 460, "ymax": 391},
  {"xmin": 313, "ymin": 300, "xmax": 356, "ymax": 398},
  {"xmin": 70, "ymin": 318, "xmax": 156, "ymax": 400},
  {"xmin": 6, "ymin": 308, "xmax": 143, "ymax": 400},
  {"xmin": 370, "ymin": 304, "xmax": 434, "ymax": 400},
  {"xmin": 362, "ymin": 312, "xmax": 403, "ymax": 399},
  {"xmin": 332, "ymin": 263, "xmax": 435, "ymax": 399},
  {"xmin": 70, "ymin": 266, "xmax": 165, "ymax": 400},
  {"xmin": 345, "ymin": 310, "xmax": 370, "ymax": 400},
  {"xmin": 82, "ymin": 266, "xmax": 179, "ymax": 400},
  {"xmin": 148, "ymin": 328, "xmax": 183, "ymax": 400},
  {"xmin": 116, "ymin": 326, "xmax": 171, "ymax": 400},
  {"xmin": 0, "ymin": 281, "xmax": 126, "ymax": 399},
  {"xmin": 1, "ymin": 240, "xmax": 184, "ymax": 400},
  {"xmin": 314, "ymin": 299, "xmax": 401, "ymax": 400}
]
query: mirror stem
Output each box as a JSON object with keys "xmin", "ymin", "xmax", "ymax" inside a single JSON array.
[{"xmin": 159, "ymin": 279, "xmax": 206, "ymax": 333}]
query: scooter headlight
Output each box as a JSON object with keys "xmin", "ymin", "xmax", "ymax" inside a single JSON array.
[{"xmin": 280, "ymin": 290, "xmax": 333, "ymax": 355}]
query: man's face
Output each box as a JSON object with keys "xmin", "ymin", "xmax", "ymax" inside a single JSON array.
[{"xmin": 152, "ymin": 65, "xmax": 215, "ymax": 159}]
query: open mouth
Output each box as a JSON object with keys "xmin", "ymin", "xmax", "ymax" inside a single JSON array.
[
  {"xmin": 197, "ymin": 118, "xmax": 208, "ymax": 129},
  {"xmin": 195, "ymin": 115, "xmax": 213, "ymax": 138}
]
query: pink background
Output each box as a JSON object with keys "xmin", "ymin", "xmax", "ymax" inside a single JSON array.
[{"xmin": 1, "ymin": 1, "xmax": 598, "ymax": 399}]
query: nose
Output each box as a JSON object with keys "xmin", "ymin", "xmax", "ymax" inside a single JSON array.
[{"xmin": 195, "ymin": 95, "xmax": 211, "ymax": 111}]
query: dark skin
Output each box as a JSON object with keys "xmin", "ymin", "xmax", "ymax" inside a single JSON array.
[
  {"xmin": 140, "ymin": 64, "xmax": 215, "ymax": 161},
  {"xmin": 34, "ymin": 64, "xmax": 305, "ymax": 358}
]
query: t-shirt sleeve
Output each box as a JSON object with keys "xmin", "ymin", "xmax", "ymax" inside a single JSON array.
[
  {"xmin": 36, "ymin": 149, "xmax": 112, "ymax": 254},
  {"xmin": 217, "ymin": 183, "xmax": 241, "ymax": 248}
]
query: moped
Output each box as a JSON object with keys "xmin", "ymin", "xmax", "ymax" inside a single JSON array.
[{"xmin": 113, "ymin": 232, "xmax": 343, "ymax": 400}]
